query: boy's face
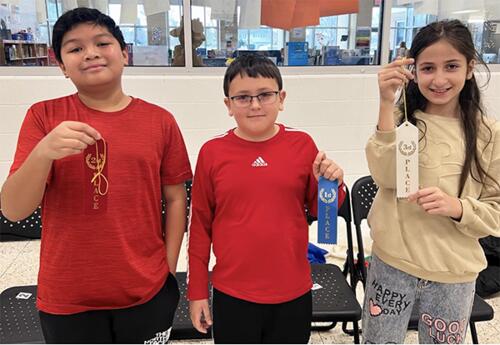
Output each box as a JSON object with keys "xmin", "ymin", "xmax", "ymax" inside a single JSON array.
[
  {"xmin": 224, "ymin": 74, "xmax": 286, "ymax": 141},
  {"xmin": 58, "ymin": 23, "xmax": 128, "ymax": 90}
]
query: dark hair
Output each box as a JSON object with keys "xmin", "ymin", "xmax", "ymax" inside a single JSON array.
[
  {"xmin": 223, "ymin": 54, "xmax": 283, "ymax": 97},
  {"xmin": 400, "ymin": 19, "xmax": 497, "ymax": 194},
  {"xmin": 52, "ymin": 7, "xmax": 126, "ymax": 63}
]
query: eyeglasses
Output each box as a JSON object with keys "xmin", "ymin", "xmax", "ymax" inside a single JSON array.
[{"xmin": 229, "ymin": 91, "xmax": 280, "ymax": 108}]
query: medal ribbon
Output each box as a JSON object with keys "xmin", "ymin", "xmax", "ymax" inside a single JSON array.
[
  {"xmin": 317, "ymin": 177, "xmax": 338, "ymax": 245},
  {"xmin": 84, "ymin": 138, "xmax": 108, "ymax": 213}
]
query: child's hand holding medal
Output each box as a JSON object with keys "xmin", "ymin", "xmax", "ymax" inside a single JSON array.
[{"xmin": 36, "ymin": 121, "xmax": 101, "ymax": 160}]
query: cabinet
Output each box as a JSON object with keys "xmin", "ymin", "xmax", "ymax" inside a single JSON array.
[{"xmin": 1, "ymin": 40, "xmax": 49, "ymax": 66}]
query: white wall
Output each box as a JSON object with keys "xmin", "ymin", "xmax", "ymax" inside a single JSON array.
[
  {"xmin": 1, "ymin": 71, "xmax": 499, "ymax": 263},
  {"xmin": 1, "ymin": 72, "xmax": 500, "ymax": 190}
]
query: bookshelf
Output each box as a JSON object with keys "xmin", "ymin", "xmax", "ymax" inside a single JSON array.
[{"xmin": 1, "ymin": 40, "xmax": 49, "ymax": 66}]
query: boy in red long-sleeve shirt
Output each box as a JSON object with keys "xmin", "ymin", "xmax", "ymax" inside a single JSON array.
[{"xmin": 187, "ymin": 54, "xmax": 346, "ymax": 343}]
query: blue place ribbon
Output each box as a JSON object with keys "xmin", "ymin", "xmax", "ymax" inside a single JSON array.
[{"xmin": 317, "ymin": 177, "xmax": 338, "ymax": 244}]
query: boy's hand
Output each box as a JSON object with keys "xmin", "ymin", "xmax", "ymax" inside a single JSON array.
[
  {"xmin": 407, "ymin": 187, "xmax": 463, "ymax": 220},
  {"xmin": 378, "ymin": 58, "xmax": 414, "ymax": 105},
  {"xmin": 189, "ymin": 299, "xmax": 213, "ymax": 334},
  {"xmin": 36, "ymin": 121, "xmax": 101, "ymax": 160},
  {"xmin": 313, "ymin": 151, "xmax": 344, "ymax": 184}
]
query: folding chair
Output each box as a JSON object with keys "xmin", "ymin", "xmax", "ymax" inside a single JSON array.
[
  {"xmin": 174, "ymin": 183, "xmax": 362, "ymax": 343},
  {"xmin": 351, "ymin": 175, "xmax": 495, "ymax": 344},
  {"xmin": 0, "ymin": 182, "xmax": 198, "ymax": 344},
  {"xmin": 170, "ymin": 271, "xmax": 212, "ymax": 340},
  {"xmin": 162, "ymin": 180, "xmax": 213, "ymax": 340},
  {"xmin": 0, "ymin": 280, "xmax": 214, "ymax": 343},
  {"xmin": 0, "ymin": 183, "xmax": 363, "ymax": 343},
  {"xmin": 306, "ymin": 186, "xmax": 362, "ymax": 343},
  {"xmin": 170, "ymin": 264, "xmax": 363, "ymax": 342},
  {"xmin": 0, "ymin": 285, "xmax": 42, "ymax": 344},
  {"xmin": 0, "ymin": 206, "xmax": 42, "ymax": 242}
]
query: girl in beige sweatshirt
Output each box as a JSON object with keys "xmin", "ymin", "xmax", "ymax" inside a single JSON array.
[{"xmin": 363, "ymin": 19, "xmax": 500, "ymax": 344}]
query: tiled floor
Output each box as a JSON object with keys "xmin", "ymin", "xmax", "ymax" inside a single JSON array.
[{"xmin": 1, "ymin": 238, "xmax": 499, "ymax": 344}]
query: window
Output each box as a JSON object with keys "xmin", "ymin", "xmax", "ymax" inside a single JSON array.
[
  {"xmin": 390, "ymin": 0, "xmax": 499, "ymax": 64},
  {"xmin": 2, "ymin": 0, "xmax": 499, "ymax": 68},
  {"xmin": 0, "ymin": 0, "xmax": 184, "ymax": 66},
  {"xmin": 190, "ymin": 0, "xmax": 382, "ymax": 67},
  {"xmin": 107, "ymin": 2, "xmax": 184, "ymax": 66}
]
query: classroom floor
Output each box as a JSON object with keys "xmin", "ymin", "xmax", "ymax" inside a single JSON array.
[{"xmin": 1, "ymin": 239, "xmax": 499, "ymax": 344}]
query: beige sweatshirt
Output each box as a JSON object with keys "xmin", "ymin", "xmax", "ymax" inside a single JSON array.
[{"xmin": 366, "ymin": 110, "xmax": 500, "ymax": 283}]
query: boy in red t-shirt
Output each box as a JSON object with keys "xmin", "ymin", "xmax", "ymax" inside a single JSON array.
[
  {"xmin": 0, "ymin": 8, "xmax": 192, "ymax": 343},
  {"xmin": 187, "ymin": 54, "xmax": 346, "ymax": 343}
]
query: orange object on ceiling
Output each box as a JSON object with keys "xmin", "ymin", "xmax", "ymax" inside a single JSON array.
[
  {"xmin": 319, "ymin": 0, "xmax": 359, "ymax": 16},
  {"xmin": 261, "ymin": 0, "xmax": 359, "ymax": 30}
]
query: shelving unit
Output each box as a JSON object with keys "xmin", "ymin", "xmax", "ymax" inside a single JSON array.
[{"xmin": 0, "ymin": 40, "xmax": 49, "ymax": 66}]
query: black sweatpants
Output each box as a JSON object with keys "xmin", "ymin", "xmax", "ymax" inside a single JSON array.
[
  {"xmin": 212, "ymin": 288, "xmax": 312, "ymax": 344},
  {"xmin": 39, "ymin": 273, "xmax": 180, "ymax": 344}
]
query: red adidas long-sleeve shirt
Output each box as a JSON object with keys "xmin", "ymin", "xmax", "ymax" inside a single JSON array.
[{"xmin": 187, "ymin": 124, "xmax": 345, "ymax": 303}]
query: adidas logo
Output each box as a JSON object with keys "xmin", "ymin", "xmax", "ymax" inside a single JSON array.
[{"xmin": 251, "ymin": 156, "xmax": 268, "ymax": 167}]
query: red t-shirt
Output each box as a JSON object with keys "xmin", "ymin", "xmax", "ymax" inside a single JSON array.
[
  {"xmin": 187, "ymin": 124, "xmax": 345, "ymax": 303},
  {"xmin": 9, "ymin": 94, "xmax": 192, "ymax": 314}
]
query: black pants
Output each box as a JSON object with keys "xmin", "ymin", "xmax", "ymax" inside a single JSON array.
[
  {"xmin": 39, "ymin": 274, "xmax": 180, "ymax": 344},
  {"xmin": 212, "ymin": 288, "xmax": 312, "ymax": 344}
]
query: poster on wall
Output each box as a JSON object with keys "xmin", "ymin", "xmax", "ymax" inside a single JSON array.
[
  {"xmin": 239, "ymin": 0, "xmax": 260, "ymax": 29},
  {"xmin": 0, "ymin": 4, "xmax": 10, "ymax": 40},
  {"xmin": 414, "ymin": 0, "xmax": 438, "ymax": 16},
  {"xmin": 120, "ymin": 0, "xmax": 137, "ymax": 24},
  {"xmin": 77, "ymin": 0, "xmax": 91, "ymax": 7},
  {"xmin": 35, "ymin": 0, "xmax": 47, "ymax": 23},
  {"xmin": 208, "ymin": 0, "xmax": 236, "ymax": 21},
  {"xmin": 0, "ymin": 0, "xmax": 20, "ymax": 4},
  {"xmin": 92, "ymin": 0, "xmax": 109, "ymax": 14},
  {"xmin": 62, "ymin": 0, "xmax": 78, "ymax": 12},
  {"xmin": 290, "ymin": 27, "xmax": 306, "ymax": 41},
  {"xmin": 355, "ymin": 26, "xmax": 370, "ymax": 49},
  {"xmin": 286, "ymin": 41, "xmax": 308, "ymax": 66},
  {"xmin": 144, "ymin": 0, "xmax": 170, "ymax": 16},
  {"xmin": 147, "ymin": 12, "xmax": 166, "ymax": 45},
  {"xmin": 133, "ymin": 45, "xmax": 168, "ymax": 65},
  {"xmin": 0, "ymin": 4, "xmax": 9, "ymax": 24}
]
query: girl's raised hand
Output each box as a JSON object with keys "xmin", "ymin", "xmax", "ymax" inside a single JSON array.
[{"xmin": 378, "ymin": 58, "xmax": 415, "ymax": 105}]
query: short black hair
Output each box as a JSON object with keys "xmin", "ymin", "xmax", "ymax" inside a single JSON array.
[
  {"xmin": 52, "ymin": 7, "xmax": 126, "ymax": 63},
  {"xmin": 223, "ymin": 54, "xmax": 283, "ymax": 97}
]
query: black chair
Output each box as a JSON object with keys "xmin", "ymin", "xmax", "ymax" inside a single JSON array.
[
  {"xmin": 0, "ymin": 285, "xmax": 42, "ymax": 344},
  {"xmin": 351, "ymin": 175, "xmax": 495, "ymax": 344},
  {"xmin": 0, "ymin": 281, "xmax": 212, "ymax": 343},
  {"xmin": 0, "ymin": 206, "xmax": 42, "ymax": 242},
  {"xmin": 174, "ymin": 184, "xmax": 362, "ymax": 343},
  {"xmin": 350, "ymin": 175, "xmax": 378, "ymax": 291},
  {"xmin": 0, "ymin": 183, "xmax": 363, "ymax": 343},
  {"xmin": 170, "ymin": 272, "xmax": 212, "ymax": 340},
  {"xmin": 308, "ymin": 186, "xmax": 362, "ymax": 343}
]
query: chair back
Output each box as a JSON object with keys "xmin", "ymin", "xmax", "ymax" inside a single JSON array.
[
  {"xmin": 339, "ymin": 187, "xmax": 358, "ymax": 291},
  {"xmin": 351, "ymin": 176, "xmax": 378, "ymax": 227},
  {"xmin": 0, "ymin": 206, "xmax": 42, "ymax": 241},
  {"xmin": 305, "ymin": 185, "xmax": 357, "ymax": 290},
  {"xmin": 350, "ymin": 175, "xmax": 378, "ymax": 289}
]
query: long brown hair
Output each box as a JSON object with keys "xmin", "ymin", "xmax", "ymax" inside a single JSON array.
[{"xmin": 399, "ymin": 19, "xmax": 498, "ymax": 195}]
